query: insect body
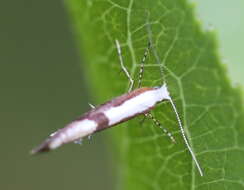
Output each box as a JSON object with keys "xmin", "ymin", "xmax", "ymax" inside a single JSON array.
[
  {"xmin": 31, "ymin": 85, "xmax": 170, "ymax": 153},
  {"xmin": 31, "ymin": 39, "xmax": 203, "ymax": 176}
]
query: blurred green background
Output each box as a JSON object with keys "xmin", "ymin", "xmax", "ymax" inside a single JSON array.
[
  {"xmin": 0, "ymin": 1, "xmax": 243, "ymax": 190},
  {"xmin": 0, "ymin": 1, "xmax": 114, "ymax": 190},
  {"xmin": 194, "ymin": 0, "xmax": 244, "ymax": 85}
]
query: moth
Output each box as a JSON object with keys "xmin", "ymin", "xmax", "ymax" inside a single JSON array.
[{"xmin": 31, "ymin": 40, "xmax": 203, "ymax": 176}]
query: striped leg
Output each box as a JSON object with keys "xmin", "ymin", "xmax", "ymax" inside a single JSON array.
[
  {"xmin": 145, "ymin": 112, "xmax": 176, "ymax": 143},
  {"xmin": 115, "ymin": 39, "xmax": 134, "ymax": 92},
  {"xmin": 137, "ymin": 42, "xmax": 151, "ymax": 88}
]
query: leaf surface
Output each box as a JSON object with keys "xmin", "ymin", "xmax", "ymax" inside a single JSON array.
[{"xmin": 66, "ymin": 0, "xmax": 244, "ymax": 189}]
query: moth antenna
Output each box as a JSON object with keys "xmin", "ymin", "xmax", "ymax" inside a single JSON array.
[
  {"xmin": 115, "ymin": 39, "xmax": 134, "ymax": 92},
  {"xmin": 168, "ymin": 98, "xmax": 203, "ymax": 176},
  {"xmin": 146, "ymin": 14, "xmax": 203, "ymax": 175}
]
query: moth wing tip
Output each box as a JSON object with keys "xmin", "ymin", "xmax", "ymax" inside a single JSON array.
[{"xmin": 30, "ymin": 140, "xmax": 51, "ymax": 155}]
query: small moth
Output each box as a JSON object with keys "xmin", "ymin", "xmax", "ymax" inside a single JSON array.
[{"xmin": 31, "ymin": 40, "xmax": 203, "ymax": 176}]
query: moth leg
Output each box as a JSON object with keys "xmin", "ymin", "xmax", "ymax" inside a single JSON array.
[
  {"xmin": 88, "ymin": 103, "xmax": 95, "ymax": 109},
  {"xmin": 145, "ymin": 112, "xmax": 176, "ymax": 143},
  {"xmin": 138, "ymin": 114, "xmax": 147, "ymax": 125},
  {"xmin": 138, "ymin": 42, "xmax": 151, "ymax": 88},
  {"xmin": 115, "ymin": 39, "xmax": 134, "ymax": 92}
]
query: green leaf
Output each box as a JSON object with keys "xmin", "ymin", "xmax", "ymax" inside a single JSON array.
[{"xmin": 66, "ymin": 0, "xmax": 244, "ymax": 189}]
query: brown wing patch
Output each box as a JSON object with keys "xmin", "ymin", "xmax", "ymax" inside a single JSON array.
[
  {"xmin": 111, "ymin": 87, "xmax": 154, "ymax": 107},
  {"xmin": 74, "ymin": 87, "xmax": 155, "ymax": 130}
]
